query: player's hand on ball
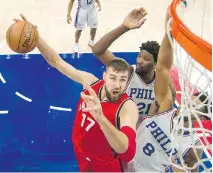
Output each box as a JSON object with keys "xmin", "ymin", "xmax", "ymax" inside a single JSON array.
[
  {"xmin": 7, "ymin": 14, "xmax": 38, "ymax": 53},
  {"xmin": 67, "ymin": 15, "xmax": 72, "ymax": 24},
  {"xmin": 13, "ymin": 14, "xmax": 37, "ymax": 28},
  {"xmin": 123, "ymin": 7, "xmax": 147, "ymax": 30},
  {"xmin": 14, "ymin": 14, "xmax": 29, "ymax": 23},
  {"xmin": 81, "ymin": 84, "xmax": 104, "ymax": 123}
]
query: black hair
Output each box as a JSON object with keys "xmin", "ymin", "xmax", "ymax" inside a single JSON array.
[{"xmin": 140, "ymin": 41, "xmax": 160, "ymax": 63}]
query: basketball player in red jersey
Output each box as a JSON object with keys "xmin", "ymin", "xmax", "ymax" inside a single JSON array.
[{"xmin": 14, "ymin": 14, "xmax": 138, "ymax": 172}]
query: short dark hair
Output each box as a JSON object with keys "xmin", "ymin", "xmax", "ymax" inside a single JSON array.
[
  {"xmin": 140, "ymin": 41, "xmax": 160, "ymax": 63},
  {"xmin": 106, "ymin": 58, "xmax": 129, "ymax": 73}
]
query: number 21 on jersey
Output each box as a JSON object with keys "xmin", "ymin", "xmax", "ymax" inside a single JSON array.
[{"xmin": 137, "ymin": 103, "xmax": 151, "ymax": 115}]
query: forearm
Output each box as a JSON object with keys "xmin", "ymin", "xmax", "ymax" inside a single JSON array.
[
  {"xmin": 99, "ymin": 116, "xmax": 128, "ymax": 154},
  {"xmin": 92, "ymin": 24, "xmax": 129, "ymax": 56},
  {"xmin": 158, "ymin": 34, "xmax": 173, "ymax": 69},
  {"xmin": 36, "ymin": 36, "xmax": 61, "ymax": 67},
  {"xmin": 36, "ymin": 37, "xmax": 87, "ymax": 84},
  {"xmin": 67, "ymin": 0, "xmax": 74, "ymax": 16}
]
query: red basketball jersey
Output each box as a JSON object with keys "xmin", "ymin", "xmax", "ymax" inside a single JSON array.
[{"xmin": 72, "ymin": 80, "xmax": 130, "ymax": 162}]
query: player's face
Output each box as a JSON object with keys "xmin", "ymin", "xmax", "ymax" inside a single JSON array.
[
  {"xmin": 103, "ymin": 67, "xmax": 129, "ymax": 102},
  {"xmin": 136, "ymin": 50, "xmax": 155, "ymax": 75}
]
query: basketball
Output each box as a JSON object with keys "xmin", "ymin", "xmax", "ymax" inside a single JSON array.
[{"xmin": 6, "ymin": 21, "xmax": 39, "ymax": 53}]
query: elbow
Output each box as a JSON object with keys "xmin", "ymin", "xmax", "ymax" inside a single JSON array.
[
  {"xmin": 48, "ymin": 60, "xmax": 57, "ymax": 68},
  {"xmin": 92, "ymin": 45, "xmax": 102, "ymax": 57},
  {"xmin": 91, "ymin": 45, "xmax": 98, "ymax": 55},
  {"xmin": 48, "ymin": 57, "xmax": 61, "ymax": 69}
]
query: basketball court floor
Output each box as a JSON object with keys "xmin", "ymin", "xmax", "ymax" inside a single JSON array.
[
  {"xmin": 0, "ymin": 0, "xmax": 211, "ymax": 54},
  {"xmin": 0, "ymin": 0, "xmax": 181, "ymax": 54}
]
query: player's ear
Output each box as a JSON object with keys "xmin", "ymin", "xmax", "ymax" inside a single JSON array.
[{"xmin": 103, "ymin": 71, "xmax": 106, "ymax": 81}]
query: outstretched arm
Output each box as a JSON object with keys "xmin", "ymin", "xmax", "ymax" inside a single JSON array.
[
  {"xmin": 154, "ymin": 11, "xmax": 174, "ymax": 111},
  {"xmin": 92, "ymin": 25, "xmax": 128, "ymax": 65},
  {"xmin": 92, "ymin": 7, "xmax": 147, "ymax": 65},
  {"xmin": 37, "ymin": 37, "xmax": 98, "ymax": 85},
  {"xmin": 14, "ymin": 14, "xmax": 98, "ymax": 86}
]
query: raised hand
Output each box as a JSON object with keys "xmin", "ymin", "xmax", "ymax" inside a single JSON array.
[
  {"xmin": 123, "ymin": 7, "xmax": 147, "ymax": 30},
  {"xmin": 81, "ymin": 84, "xmax": 105, "ymax": 123}
]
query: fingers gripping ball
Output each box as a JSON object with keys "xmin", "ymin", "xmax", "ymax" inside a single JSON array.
[{"xmin": 6, "ymin": 21, "xmax": 39, "ymax": 53}]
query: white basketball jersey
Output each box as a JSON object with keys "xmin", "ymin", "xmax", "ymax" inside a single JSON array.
[
  {"xmin": 78, "ymin": 0, "xmax": 95, "ymax": 9},
  {"xmin": 131, "ymin": 109, "xmax": 178, "ymax": 172},
  {"xmin": 126, "ymin": 65, "xmax": 155, "ymax": 117}
]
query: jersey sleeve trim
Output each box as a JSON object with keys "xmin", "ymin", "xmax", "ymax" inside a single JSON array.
[
  {"xmin": 125, "ymin": 65, "xmax": 134, "ymax": 91},
  {"xmin": 115, "ymin": 98, "xmax": 132, "ymax": 129},
  {"xmin": 82, "ymin": 79, "xmax": 101, "ymax": 92}
]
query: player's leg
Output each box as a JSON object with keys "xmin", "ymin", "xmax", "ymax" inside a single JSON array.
[
  {"xmin": 87, "ymin": 5, "xmax": 98, "ymax": 47},
  {"xmin": 73, "ymin": 8, "xmax": 86, "ymax": 52},
  {"xmin": 89, "ymin": 28, "xmax": 97, "ymax": 47},
  {"xmin": 75, "ymin": 30, "xmax": 82, "ymax": 43}
]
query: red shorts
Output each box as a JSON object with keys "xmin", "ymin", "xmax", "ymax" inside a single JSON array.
[{"xmin": 74, "ymin": 148, "xmax": 123, "ymax": 172}]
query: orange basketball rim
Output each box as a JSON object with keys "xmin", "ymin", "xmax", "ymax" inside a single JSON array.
[{"xmin": 170, "ymin": 0, "xmax": 212, "ymax": 72}]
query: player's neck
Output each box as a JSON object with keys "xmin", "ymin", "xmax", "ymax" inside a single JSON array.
[
  {"xmin": 100, "ymin": 87, "xmax": 107, "ymax": 101},
  {"xmin": 139, "ymin": 70, "xmax": 155, "ymax": 84}
]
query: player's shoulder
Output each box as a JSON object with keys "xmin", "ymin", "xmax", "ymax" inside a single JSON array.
[
  {"xmin": 83, "ymin": 79, "xmax": 103, "ymax": 93},
  {"xmin": 90, "ymin": 79, "xmax": 104, "ymax": 86},
  {"xmin": 121, "ymin": 98, "xmax": 138, "ymax": 112}
]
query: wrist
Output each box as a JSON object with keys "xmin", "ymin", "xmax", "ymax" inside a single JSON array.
[
  {"xmin": 97, "ymin": 114, "xmax": 108, "ymax": 127},
  {"xmin": 36, "ymin": 36, "xmax": 42, "ymax": 47},
  {"xmin": 120, "ymin": 24, "xmax": 130, "ymax": 32}
]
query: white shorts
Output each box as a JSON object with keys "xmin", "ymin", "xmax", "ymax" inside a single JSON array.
[{"xmin": 74, "ymin": 5, "xmax": 98, "ymax": 30}]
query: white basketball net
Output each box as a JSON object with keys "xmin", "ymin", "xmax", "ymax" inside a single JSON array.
[{"xmin": 168, "ymin": 0, "xmax": 212, "ymax": 172}]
